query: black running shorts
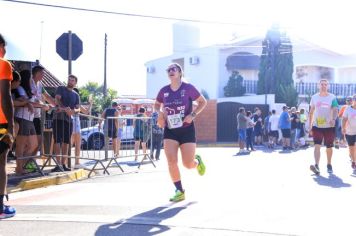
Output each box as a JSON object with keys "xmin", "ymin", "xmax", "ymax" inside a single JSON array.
[{"xmin": 164, "ymin": 123, "xmax": 196, "ymax": 145}]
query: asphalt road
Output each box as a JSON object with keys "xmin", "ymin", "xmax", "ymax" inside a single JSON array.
[{"xmin": 1, "ymin": 146, "xmax": 356, "ymax": 236}]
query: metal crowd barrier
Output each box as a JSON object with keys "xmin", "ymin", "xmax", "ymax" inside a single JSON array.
[{"xmin": 39, "ymin": 113, "xmax": 155, "ymax": 177}]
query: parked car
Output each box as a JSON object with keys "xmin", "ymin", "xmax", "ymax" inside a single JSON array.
[{"xmin": 81, "ymin": 123, "xmax": 135, "ymax": 150}]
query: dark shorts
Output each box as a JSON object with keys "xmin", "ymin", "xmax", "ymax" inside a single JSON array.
[
  {"xmin": 254, "ymin": 126, "xmax": 262, "ymax": 136},
  {"xmin": 269, "ymin": 130, "xmax": 279, "ymax": 139},
  {"xmin": 312, "ymin": 127, "xmax": 335, "ymax": 148},
  {"xmin": 108, "ymin": 128, "xmax": 118, "ymax": 139},
  {"xmin": 281, "ymin": 129, "xmax": 291, "ymax": 138},
  {"xmin": 164, "ymin": 124, "xmax": 196, "ymax": 145},
  {"xmin": 345, "ymin": 134, "xmax": 356, "ymax": 146},
  {"xmin": 0, "ymin": 141, "xmax": 10, "ymax": 155},
  {"xmin": 33, "ymin": 117, "xmax": 42, "ymax": 135},
  {"xmin": 16, "ymin": 118, "xmax": 36, "ymax": 136},
  {"xmin": 53, "ymin": 119, "xmax": 73, "ymax": 144}
]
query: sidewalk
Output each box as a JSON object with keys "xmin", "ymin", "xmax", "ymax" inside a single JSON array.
[{"xmin": 6, "ymin": 154, "xmax": 156, "ymax": 193}]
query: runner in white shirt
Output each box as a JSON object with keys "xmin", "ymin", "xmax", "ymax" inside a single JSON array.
[
  {"xmin": 308, "ymin": 79, "xmax": 338, "ymax": 175},
  {"xmin": 342, "ymin": 94, "xmax": 356, "ymax": 170}
]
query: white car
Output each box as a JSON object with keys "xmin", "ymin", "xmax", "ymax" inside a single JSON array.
[{"xmin": 81, "ymin": 123, "xmax": 134, "ymax": 150}]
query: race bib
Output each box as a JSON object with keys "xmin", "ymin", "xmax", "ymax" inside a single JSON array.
[
  {"xmin": 167, "ymin": 114, "xmax": 183, "ymax": 129},
  {"xmin": 316, "ymin": 117, "xmax": 326, "ymax": 126}
]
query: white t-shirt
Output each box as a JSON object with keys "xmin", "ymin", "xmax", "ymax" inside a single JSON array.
[
  {"xmin": 269, "ymin": 114, "xmax": 280, "ymax": 131},
  {"xmin": 30, "ymin": 78, "xmax": 43, "ymax": 118},
  {"xmin": 15, "ymin": 86, "xmax": 35, "ymax": 121},
  {"xmin": 310, "ymin": 93, "xmax": 338, "ymax": 128},
  {"xmin": 342, "ymin": 106, "xmax": 356, "ymax": 135}
]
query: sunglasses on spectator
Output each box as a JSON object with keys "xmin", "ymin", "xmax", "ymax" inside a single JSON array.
[{"xmin": 166, "ymin": 67, "xmax": 179, "ymax": 73}]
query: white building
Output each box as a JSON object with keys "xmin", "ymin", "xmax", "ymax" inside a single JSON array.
[{"xmin": 145, "ymin": 23, "xmax": 356, "ymax": 99}]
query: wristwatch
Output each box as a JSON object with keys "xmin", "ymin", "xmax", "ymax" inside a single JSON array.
[{"xmin": 191, "ymin": 112, "xmax": 197, "ymax": 119}]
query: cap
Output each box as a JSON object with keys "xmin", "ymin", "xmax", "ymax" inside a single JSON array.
[{"xmin": 282, "ymin": 105, "xmax": 289, "ymax": 110}]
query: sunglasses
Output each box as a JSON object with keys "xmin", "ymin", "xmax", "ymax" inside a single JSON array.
[{"xmin": 166, "ymin": 67, "xmax": 180, "ymax": 73}]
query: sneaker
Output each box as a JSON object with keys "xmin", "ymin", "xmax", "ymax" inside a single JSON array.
[
  {"xmin": 352, "ymin": 162, "xmax": 356, "ymax": 170},
  {"xmin": 195, "ymin": 154, "xmax": 206, "ymax": 176},
  {"xmin": 310, "ymin": 164, "xmax": 320, "ymax": 175},
  {"xmin": 0, "ymin": 205, "xmax": 16, "ymax": 219},
  {"xmin": 51, "ymin": 166, "xmax": 62, "ymax": 173},
  {"xmin": 327, "ymin": 164, "xmax": 333, "ymax": 174},
  {"xmin": 169, "ymin": 190, "xmax": 185, "ymax": 202},
  {"xmin": 25, "ymin": 162, "xmax": 37, "ymax": 173},
  {"xmin": 62, "ymin": 165, "xmax": 71, "ymax": 171}
]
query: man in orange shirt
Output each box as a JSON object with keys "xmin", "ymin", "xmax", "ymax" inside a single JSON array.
[{"xmin": 0, "ymin": 33, "xmax": 16, "ymax": 219}]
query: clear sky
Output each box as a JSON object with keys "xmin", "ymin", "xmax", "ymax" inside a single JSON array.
[{"xmin": 1, "ymin": 0, "xmax": 356, "ymax": 96}]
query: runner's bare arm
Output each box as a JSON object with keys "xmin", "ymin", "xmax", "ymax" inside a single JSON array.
[
  {"xmin": 308, "ymin": 105, "xmax": 315, "ymax": 131},
  {"xmin": 184, "ymin": 95, "xmax": 207, "ymax": 124}
]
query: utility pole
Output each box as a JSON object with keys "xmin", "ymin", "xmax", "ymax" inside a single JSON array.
[{"xmin": 103, "ymin": 33, "xmax": 107, "ymax": 98}]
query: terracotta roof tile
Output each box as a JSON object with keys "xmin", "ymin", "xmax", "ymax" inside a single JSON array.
[{"xmin": 42, "ymin": 67, "xmax": 64, "ymax": 88}]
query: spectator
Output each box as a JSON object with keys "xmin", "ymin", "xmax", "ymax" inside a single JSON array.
[
  {"xmin": 252, "ymin": 108, "xmax": 263, "ymax": 146},
  {"xmin": 236, "ymin": 107, "xmax": 248, "ymax": 154},
  {"xmin": 279, "ymin": 106, "xmax": 291, "ymax": 150},
  {"xmin": 290, "ymin": 107, "xmax": 299, "ymax": 148},
  {"xmin": 30, "ymin": 65, "xmax": 53, "ymax": 157},
  {"xmin": 264, "ymin": 111, "xmax": 272, "ymax": 145},
  {"xmin": 100, "ymin": 101, "xmax": 120, "ymax": 157},
  {"xmin": 134, "ymin": 107, "xmax": 149, "ymax": 161},
  {"xmin": 246, "ymin": 111, "xmax": 255, "ymax": 151},
  {"xmin": 268, "ymin": 109, "xmax": 280, "ymax": 149},
  {"xmin": 51, "ymin": 75, "xmax": 80, "ymax": 172},
  {"xmin": 14, "ymin": 70, "xmax": 37, "ymax": 175},
  {"xmin": 71, "ymin": 87, "xmax": 92, "ymax": 168},
  {"xmin": 150, "ymin": 111, "xmax": 163, "ymax": 160}
]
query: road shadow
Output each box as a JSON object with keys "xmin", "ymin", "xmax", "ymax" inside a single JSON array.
[
  {"xmin": 95, "ymin": 201, "xmax": 196, "ymax": 236},
  {"xmin": 312, "ymin": 174, "xmax": 352, "ymax": 188}
]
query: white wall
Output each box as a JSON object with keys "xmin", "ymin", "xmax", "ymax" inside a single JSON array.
[
  {"xmin": 338, "ymin": 67, "xmax": 356, "ymax": 83},
  {"xmin": 217, "ymin": 94, "xmax": 275, "ymax": 106},
  {"xmin": 145, "ymin": 47, "xmax": 220, "ymax": 99}
]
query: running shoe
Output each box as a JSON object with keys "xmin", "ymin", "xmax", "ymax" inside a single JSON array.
[
  {"xmin": 310, "ymin": 164, "xmax": 320, "ymax": 175},
  {"xmin": 169, "ymin": 190, "xmax": 185, "ymax": 202},
  {"xmin": 0, "ymin": 205, "xmax": 16, "ymax": 219},
  {"xmin": 327, "ymin": 164, "xmax": 333, "ymax": 174},
  {"xmin": 195, "ymin": 154, "xmax": 206, "ymax": 176}
]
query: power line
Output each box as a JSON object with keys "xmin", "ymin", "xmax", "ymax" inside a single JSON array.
[{"xmin": 1, "ymin": 0, "xmax": 264, "ymax": 27}]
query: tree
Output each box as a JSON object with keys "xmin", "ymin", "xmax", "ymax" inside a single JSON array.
[
  {"xmin": 257, "ymin": 26, "xmax": 298, "ymax": 106},
  {"xmin": 224, "ymin": 71, "xmax": 246, "ymax": 97},
  {"xmin": 78, "ymin": 82, "xmax": 118, "ymax": 115}
]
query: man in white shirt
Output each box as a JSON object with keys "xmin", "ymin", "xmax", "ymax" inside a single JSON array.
[
  {"xmin": 268, "ymin": 109, "xmax": 280, "ymax": 148},
  {"xmin": 30, "ymin": 65, "xmax": 54, "ymax": 155}
]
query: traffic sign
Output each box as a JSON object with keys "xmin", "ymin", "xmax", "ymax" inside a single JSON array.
[{"xmin": 56, "ymin": 32, "xmax": 83, "ymax": 61}]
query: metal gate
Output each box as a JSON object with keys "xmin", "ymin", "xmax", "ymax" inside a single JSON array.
[{"xmin": 217, "ymin": 102, "xmax": 269, "ymax": 142}]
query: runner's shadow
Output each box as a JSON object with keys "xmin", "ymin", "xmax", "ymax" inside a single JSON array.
[
  {"xmin": 313, "ymin": 174, "xmax": 352, "ymax": 188},
  {"xmin": 95, "ymin": 201, "xmax": 196, "ymax": 236}
]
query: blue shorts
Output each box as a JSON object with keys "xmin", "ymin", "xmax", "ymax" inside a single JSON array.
[
  {"xmin": 72, "ymin": 116, "xmax": 81, "ymax": 134},
  {"xmin": 118, "ymin": 128, "xmax": 123, "ymax": 139},
  {"xmin": 238, "ymin": 129, "xmax": 246, "ymax": 141}
]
